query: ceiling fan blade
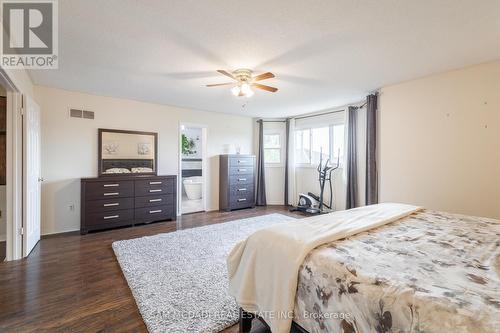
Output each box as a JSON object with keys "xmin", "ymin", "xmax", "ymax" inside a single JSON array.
[
  {"xmin": 253, "ymin": 72, "xmax": 275, "ymax": 81},
  {"xmin": 253, "ymin": 83, "xmax": 278, "ymax": 93},
  {"xmin": 206, "ymin": 82, "xmax": 235, "ymax": 87},
  {"xmin": 217, "ymin": 70, "xmax": 236, "ymax": 80}
]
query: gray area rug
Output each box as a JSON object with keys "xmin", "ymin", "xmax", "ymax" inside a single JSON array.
[{"xmin": 113, "ymin": 213, "xmax": 295, "ymax": 333}]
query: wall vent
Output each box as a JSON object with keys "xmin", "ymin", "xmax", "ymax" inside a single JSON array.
[
  {"xmin": 70, "ymin": 108, "xmax": 94, "ymax": 119},
  {"xmin": 69, "ymin": 108, "xmax": 82, "ymax": 118},
  {"xmin": 82, "ymin": 110, "xmax": 95, "ymax": 119}
]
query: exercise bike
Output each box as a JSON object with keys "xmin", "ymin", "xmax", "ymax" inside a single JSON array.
[{"xmin": 291, "ymin": 150, "xmax": 340, "ymax": 214}]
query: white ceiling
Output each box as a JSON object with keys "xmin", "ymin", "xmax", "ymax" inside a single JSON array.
[{"xmin": 29, "ymin": 0, "xmax": 500, "ymax": 117}]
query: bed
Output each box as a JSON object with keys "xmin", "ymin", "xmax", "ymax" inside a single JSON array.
[{"xmin": 239, "ymin": 209, "xmax": 500, "ymax": 333}]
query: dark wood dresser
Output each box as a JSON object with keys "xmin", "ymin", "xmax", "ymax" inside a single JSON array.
[
  {"xmin": 81, "ymin": 175, "xmax": 176, "ymax": 234},
  {"xmin": 219, "ymin": 154, "xmax": 256, "ymax": 211}
]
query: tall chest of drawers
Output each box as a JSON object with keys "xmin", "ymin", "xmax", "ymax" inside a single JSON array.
[
  {"xmin": 219, "ymin": 154, "xmax": 256, "ymax": 211},
  {"xmin": 81, "ymin": 175, "xmax": 176, "ymax": 234}
]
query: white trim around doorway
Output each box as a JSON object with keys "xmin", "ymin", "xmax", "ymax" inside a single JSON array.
[
  {"xmin": 178, "ymin": 122, "xmax": 207, "ymax": 216},
  {"xmin": 0, "ymin": 69, "xmax": 23, "ymax": 261}
]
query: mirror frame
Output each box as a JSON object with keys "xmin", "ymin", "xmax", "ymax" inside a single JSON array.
[{"xmin": 98, "ymin": 128, "xmax": 158, "ymax": 177}]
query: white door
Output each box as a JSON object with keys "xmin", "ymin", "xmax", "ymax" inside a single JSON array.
[{"xmin": 23, "ymin": 95, "xmax": 41, "ymax": 257}]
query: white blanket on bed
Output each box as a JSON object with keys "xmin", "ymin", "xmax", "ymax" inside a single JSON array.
[{"xmin": 227, "ymin": 203, "xmax": 422, "ymax": 333}]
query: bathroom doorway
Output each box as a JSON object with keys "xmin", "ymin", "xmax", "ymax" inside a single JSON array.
[
  {"xmin": 0, "ymin": 89, "xmax": 6, "ymax": 261},
  {"xmin": 179, "ymin": 124, "xmax": 207, "ymax": 215}
]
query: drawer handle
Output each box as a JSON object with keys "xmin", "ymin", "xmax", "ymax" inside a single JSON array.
[
  {"xmin": 238, "ymin": 169, "xmax": 247, "ymax": 172},
  {"xmin": 104, "ymin": 192, "xmax": 119, "ymax": 196},
  {"xmin": 238, "ymin": 160, "xmax": 247, "ymax": 164},
  {"xmin": 150, "ymin": 181, "xmax": 162, "ymax": 185},
  {"xmin": 238, "ymin": 178, "xmax": 247, "ymax": 181},
  {"xmin": 237, "ymin": 198, "xmax": 247, "ymax": 202},
  {"xmin": 103, "ymin": 215, "xmax": 119, "ymax": 220},
  {"xmin": 149, "ymin": 198, "xmax": 163, "ymax": 203},
  {"xmin": 238, "ymin": 188, "xmax": 247, "ymax": 192},
  {"xmin": 103, "ymin": 203, "xmax": 119, "ymax": 207},
  {"xmin": 149, "ymin": 189, "xmax": 162, "ymax": 193},
  {"xmin": 149, "ymin": 210, "xmax": 162, "ymax": 214},
  {"xmin": 103, "ymin": 184, "xmax": 120, "ymax": 187}
]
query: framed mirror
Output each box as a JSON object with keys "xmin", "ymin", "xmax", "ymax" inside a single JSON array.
[{"xmin": 98, "ymin": 128, "xmax": 158, "ymax": 176}]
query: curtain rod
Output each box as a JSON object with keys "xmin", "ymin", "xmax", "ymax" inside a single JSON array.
[
  {"xmin": 258, "ymin": 100, "xmax": 369, "ymax": 123},
  {"xmin": 292, "ymin": 100, "xmax": 369, "ymax": 121},
  {"xmin": 358, "ymin": 101, "xmax": 367, "ymax": 109},
  {"xmin": 293, "ymin": 109, "xmax": 345, "ymax": 121}
]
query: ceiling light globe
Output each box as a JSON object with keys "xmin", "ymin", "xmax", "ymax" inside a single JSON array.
[
  {"xmin": 231, "ymin": 86, "xmax": 241, "ymax": 96},
  {"xmin": 244, "ymin": 89, "xmax": 254, "ymax": 98},
  {"xmin": 240, "ymin": 83, "xmax": 251, "ymax": 95}
]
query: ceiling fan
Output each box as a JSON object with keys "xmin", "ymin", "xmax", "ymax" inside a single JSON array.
[{"xmin": 206, "ymin": 69, "xmax": 278, "ymax": 97}]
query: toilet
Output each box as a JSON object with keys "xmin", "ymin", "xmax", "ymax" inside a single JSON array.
[{"xmin": 183, "ymin": 176, "xmax": 203, "ymax": 200}]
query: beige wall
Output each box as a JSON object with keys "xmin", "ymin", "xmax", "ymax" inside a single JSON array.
[
  {"xmin": 36, "ymin": 86, "xmax": 254, "ymax": 235},
  {"xmin": 379, "ymin": 60, "xmax": 500, "ymax": 219}
]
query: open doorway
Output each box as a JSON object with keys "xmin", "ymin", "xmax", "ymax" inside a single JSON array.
[
  {"xmin": 0, "ymin": 68, "xmax": 38, "ymax": 262},
  {"xmin": 0, "ymin": 87, "xmax": 5, "ymax": 261},
  {"xmin": 179, "ymin": 124, "xmax": 207, "ymax": 215}
]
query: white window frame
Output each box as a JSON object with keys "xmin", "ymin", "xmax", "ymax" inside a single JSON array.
[
  {"xmin": 263, "ymin": 131, "xmax": 284, "ymax": 167},
  {"xmin": 294, "ymin": 123, "xmax": 345, "ymax": 168},
  {"xmin": 294, "ymin": 128, "xmax": 312, "ymax": 167}
]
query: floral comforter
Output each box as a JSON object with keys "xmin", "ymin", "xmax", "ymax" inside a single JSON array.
[{"xmin": 293, "ymin": 210, "xmax": 500, "ymax": 333}]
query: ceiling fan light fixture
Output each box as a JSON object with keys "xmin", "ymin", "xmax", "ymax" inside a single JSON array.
[
  {"xmin": 240, "ymin": 83, "xmax": 253, "ymax": 97},
  {"xmin": 231, "ymin": 83, "xmax": 254, "ymax": 97},
  {"xmin": 231, "ymin": 85, "xmax": 241, "ymax": 96},
  {"xmin": 208, "ymin": 69, "xmax": 277, "ymax": 98},
  {"xmin": 244, "ymin": 88, "xmax": 254, "ymax": 98}
]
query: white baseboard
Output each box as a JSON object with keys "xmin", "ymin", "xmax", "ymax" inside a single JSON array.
[{"xmin": 41, "ymin": 228, "xmax": 79, "ymax": 237}]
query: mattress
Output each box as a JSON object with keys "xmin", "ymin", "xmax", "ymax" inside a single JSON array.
[{"xmin": 293, "ymin": 210, "xmax": 500, "ymax": 333}]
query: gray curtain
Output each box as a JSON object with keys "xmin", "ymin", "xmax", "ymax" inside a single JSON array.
[
  {"xmin": 284, "ymin": 119, "xmax": 290, "ymax": 205},
  {"xmin": 365, "ymin": 94, "xmax": 378, "ymax": 205},
  {"xmin": 346, "ymin": 106, "xmax": 358, "ymax": 209},
  {"xmin": 256, "ymin": 120, "xmax": 267, "ymax": 206}
]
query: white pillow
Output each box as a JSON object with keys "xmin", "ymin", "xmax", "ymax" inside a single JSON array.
[
  {"xmin": 105, "ymin": 168, "xmax": 131, "ymax": 174},
  {"xmin": 131, "ymin": 167, "xmax": 153, "ymax": 173}
]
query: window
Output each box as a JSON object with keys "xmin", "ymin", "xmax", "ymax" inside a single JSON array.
[
  {"xmin": 295, "ymin": 124, "xmax": 345, "ymax": 166},
  {"xmin": 311, "ymin": 127, "xmax": 330, "ymax": 165},
  {"xmin": 331, "ymin": 124, "xmax": 345, "ymax": 162},
  {"xmin": 264, "ymin": 133, "xmax": 281, "ymax": 164},
  {"xmin": 295, "ymin": 129, "xmax": 310, "ymax": 164}
]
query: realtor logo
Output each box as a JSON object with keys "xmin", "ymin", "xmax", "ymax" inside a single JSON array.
[{"xmin": 1, "ymin": 0, "xmax": 58, "ymax": 69}]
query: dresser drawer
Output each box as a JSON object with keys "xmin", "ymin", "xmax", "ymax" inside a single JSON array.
[
  {"xmin": 230, "ymin": 191, "xmax": 254, "ymax": 210},
  {"xmin": 86, "ymin": 197, "xmax": 134, "ymax": 213},
  {"xmin": 229, "ymin": 157, "xmax": 255, "ymax": 167},
  {"xmin": 135, "ymin": 178, "xmax": 175, "ymax": 197},
  {"xmin": 229, "ymin": 174, "xmax": 254, "ymax": 186},
  {"xmin": 230, "ymin": 200, "xmax": 254, "ymax": 210},
  {"xmin": 229, "ymin": 166, "xmax": 254, "ymax": 176},
  {"xmin": 85, "ymin": 209, "xmax": 134, "ymax": 227},
  {"xmin": 135, "ymin": 194, "xmax": 174, "ymax": 208},
  {"xmin": 230, "ymin": 184, "xmax": 254, "ymax": 197},
  {"xmin": 230, "ymin": 190, "xmax": 254, "ymax": 205},
  {"xmin": 85, "ymin": 181, "xmax": 134, "ymax": 200},
  {"xmin": 135, "ymin": 205, "xmax": 174, "ymax": 223}
]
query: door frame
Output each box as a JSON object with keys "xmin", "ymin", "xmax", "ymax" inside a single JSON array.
[
  {"xmin": 0, "ymin": 69, "xmax": 22, "ymax": 261},
  {"xmin": 22, "ymin": 95, "xmax": 41, "ymax": 257},
  {"xmin": 178, "ymin": 122, "xmax": 207, "ymax": 215}
]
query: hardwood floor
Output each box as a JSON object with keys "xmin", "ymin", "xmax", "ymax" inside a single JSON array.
[{"xmin": 0, "ymin": 206, "xmax": 302, "ymax": 333}]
